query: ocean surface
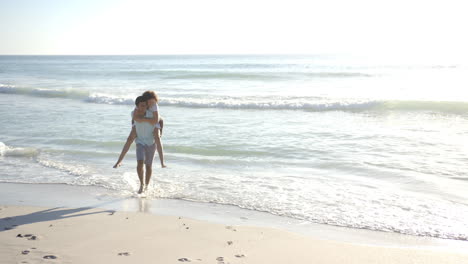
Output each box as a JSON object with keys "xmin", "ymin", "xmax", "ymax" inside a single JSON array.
[{"xmin": 1, "ymin": 55, "xmax": 468, "ymax": 241}]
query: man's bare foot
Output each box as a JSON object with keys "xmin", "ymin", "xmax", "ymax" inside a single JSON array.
[
  {"xmin": 144, "ymin": 185, "xmax": 148, "ymax": 192},
  {"xmin": 161, "ymin": 164, "xmax": 167, "ymax": 168},
  {"xmin": 113, "ymin": 162, "xmax": 122, "ymax": 168},
  {"xmin": 138, "ymin": 185, "xmax": 145, "ymax": 194}
]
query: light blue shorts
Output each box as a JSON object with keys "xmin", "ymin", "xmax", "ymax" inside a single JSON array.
[{"xmin": 136, "ymin": 143, "xmax": 156, "ymax": 166}]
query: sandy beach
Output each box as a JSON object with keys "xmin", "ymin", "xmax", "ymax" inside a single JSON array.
[
  {"xmin": 1, "ymin": 205, "xmax": 468, "ymax": 264},
  {"xmin": 1, "ymin": 183, "xmax": 468, "ymax": 264}
]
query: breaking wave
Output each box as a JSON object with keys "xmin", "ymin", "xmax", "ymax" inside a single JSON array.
[
  {"xmin": 0, "ymin": 84, "xmax": 89, "ymax": 99},
  {"xmin": 0, "ymin": 142, "xmax": 39, "ymax": 157},
  {"xmin": 2, "ymin": 84, "xmax": 468, "ymax": 114}
]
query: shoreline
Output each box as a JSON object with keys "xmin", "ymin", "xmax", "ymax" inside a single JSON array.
[{"xmin": 1, "ymin": 182, "xmax": 468, "ymax": 253}]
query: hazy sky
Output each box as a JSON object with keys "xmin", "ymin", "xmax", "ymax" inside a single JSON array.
[{"xmin": 1, "ymin": 0, "xmax": 467, "ymax": 58}]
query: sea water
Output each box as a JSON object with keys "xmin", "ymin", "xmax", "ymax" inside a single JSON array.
[{"xmin": 1, "ymin": 55, "xmax": 468, "ymax": 240}]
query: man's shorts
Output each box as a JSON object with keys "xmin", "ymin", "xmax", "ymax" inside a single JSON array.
[{"xmin": 136, "ymin": 143, "xmax": 156, "ymax": 166}]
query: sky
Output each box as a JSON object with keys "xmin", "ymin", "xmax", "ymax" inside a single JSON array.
[{"xmin": 1, "ymin": 0, "xmax": 467, "ymax": 58}]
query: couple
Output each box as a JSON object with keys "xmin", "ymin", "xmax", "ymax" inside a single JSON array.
[{"xmin": 113, "ymin": 91, "xmax": 166, "ymax": 194}]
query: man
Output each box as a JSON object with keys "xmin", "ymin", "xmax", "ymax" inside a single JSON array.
[
  {"xmin": 132, "ymin": 96, "xmax": 157, "ymax": 194},
  {"xmin": 112, "ymin": 94, "xmax": 164, "ymax": 169}
]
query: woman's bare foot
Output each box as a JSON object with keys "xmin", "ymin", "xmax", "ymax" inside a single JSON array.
[
  {"xmin": 113, "ymin": 161, "xmax": 122, "ymax": 168},
  {"xmin": 161, "ymin": 164, "xmax": 167, "ymax": 168},
  {"xmin": 138, "ymin": 185, "xmax": 145, "ymax": 194}
]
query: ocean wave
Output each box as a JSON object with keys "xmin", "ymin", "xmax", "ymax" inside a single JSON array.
[
  {"xmin": 167, "ymin": 145, "xmax": 272, "ymax": 157},
  {"xmin": 3, "ymin": 84, "xmax": 468, "ymax": 114},
  {"xmin": 382, "ymin": 100, "xmax": 468, "ymax": 113},
  {"xmin": 160, "ymin": 97, "xmax": 382, "ymax": 111},
  {"xmin": 159, "ymin": 97, "xmax": 468, "ymax": 114},
  {"xmin": 166, "ymin": 98, "xmax": 468, "ymax": 114},
  {"xmin": 0, "ymin": 84, "xmax": 89, "ymax": 99},
  {"xmin": 0, "ymin": 142, "xmax": 39, "ymax": 157},
  {"xmin": 159, "ymin": 70, "xmax": 371, "ymax": 80},
  {"xmin": 85, "ymin": 93, "xmax": 134, "ymax": 105},
  {"xmin": 36, "ymin": 158, "xmax": 90, "ymax": 177},
  {"xmin": 114, "ymin": 69, "xmax": 371, "ymax": 80},
  {"xmin": 0, "ymin": 85, "xmax": 134, "ymax": 105},
  {"xmin": 0, "ymin": 142, "xmax": 88, "ymax": 176}
]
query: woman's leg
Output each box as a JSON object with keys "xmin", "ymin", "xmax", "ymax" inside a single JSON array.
[
  {"xmin": 154, "ymin": 128, "xmax": 166, "ymax": 168},
  {"xmin": 159, "ymin": 118, "xmax": 164, "ymax": 137},
  {"xmin": 113, "ymin": 127, "xmax": 136, "ymax": 168}
]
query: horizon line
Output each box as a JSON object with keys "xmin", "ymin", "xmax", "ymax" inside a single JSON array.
[{"xmin": 0, "ymin": 52, "xmax": 339, "ymax": 56}]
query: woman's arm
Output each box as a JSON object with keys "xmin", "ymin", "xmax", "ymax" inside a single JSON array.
[{"xmin": 133, "ymin": 111, "xmax": 159, "ymax": 125}]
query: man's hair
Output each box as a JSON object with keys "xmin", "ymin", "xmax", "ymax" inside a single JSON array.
[
  {"xmin": 142, "ymin": 91, "xmax": 159, "ymax": 103},
  {"xmin": 135, "ymin": 95, "xmax": 146, "ymax": 106}
]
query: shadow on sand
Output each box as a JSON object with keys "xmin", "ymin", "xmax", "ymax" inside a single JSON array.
[{"xmin": 0, "ymin": 203, "xmax": 119, "ymax": 232}]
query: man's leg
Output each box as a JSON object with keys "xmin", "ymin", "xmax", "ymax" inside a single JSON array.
[
  {"xmin": 144, "ymin": 144, "xmax": 156, "ymax": 191},
  {"xmin": 135, "ymin": 143, "xmax": 146, "ymax": 194},
  {"xmin": 137, "ymin": 160, "xmax": 145, "ymax": 194},
  {"xmin": 114, "ymin": 127, "xmax": 136, "ymax": 168},
  {"xmin": 145, "ymin": 164, "xmax": 152, "ymax": 186}
]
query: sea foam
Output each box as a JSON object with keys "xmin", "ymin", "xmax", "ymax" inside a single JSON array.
[{"xmin": 0, "ymin": 142, "xmax": 39, "ymax": 157}]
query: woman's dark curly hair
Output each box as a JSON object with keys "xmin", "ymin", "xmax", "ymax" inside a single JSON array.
[{"xmin": 142, "ymin": 91, "xmax": 159, "ymax": 103}]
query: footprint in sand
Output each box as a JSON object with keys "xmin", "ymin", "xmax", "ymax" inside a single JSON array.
[
  {"xmin": 43, "ymin": 255, "xmax": 57, "ymax": 259},
  {"xmin": 118, "ymin": 252, "xmax": 130, "ymax": 256},
  {"xmin": 18, "ymin": 234, "xmax": 38, "ymax": 240},
  {"xmin": 178, "ymin": 258, "xmax": 191, "ymax": 262},
  {"xmin": 227, "ymin": 241, "xmax": 233, "ymax": 245},
  {"xmin": 235, "ymin": 254, "xmax": 246, "ymax": 258},
  {"xmin": 21, "ymin": 250, "xmax": 30, "ymax": 255}
]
